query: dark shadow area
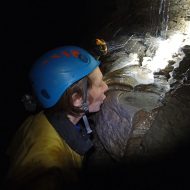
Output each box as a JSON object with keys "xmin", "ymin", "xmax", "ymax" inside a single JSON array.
[
  {"xmin": 83, "ymin": 147, "xmax": 190, "ymax": 190},
  {"xmin": 1, "ymin": 0, "xmax": 117, "ymax": 188}
]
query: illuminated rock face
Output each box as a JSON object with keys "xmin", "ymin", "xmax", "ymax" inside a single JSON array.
[
  {"xmin": 87, "ymin": 0, "xmax": 190, "ymax": 166},
  {"xmin": 88, "ymin": 45, "xmax": 190, "ymax": 166}
]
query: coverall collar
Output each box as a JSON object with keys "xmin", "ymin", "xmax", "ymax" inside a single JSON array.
[{"xmin": 45, "ymin": 111, "xmax": 93, "ymax": 155}]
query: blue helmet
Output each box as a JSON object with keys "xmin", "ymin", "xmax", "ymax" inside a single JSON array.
[{"xmin": 29, "ymin": 46, "xmax": 100, "ymax": 108}]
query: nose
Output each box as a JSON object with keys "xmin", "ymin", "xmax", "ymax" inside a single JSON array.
[{"xmin": 103, "ymin": 81, "xmax": 109, "ymax": 93}]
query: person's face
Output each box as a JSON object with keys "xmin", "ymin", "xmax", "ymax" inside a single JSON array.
[{"xmin": 87, "ymin": 67, "xmax": 108, "ymax": 112}]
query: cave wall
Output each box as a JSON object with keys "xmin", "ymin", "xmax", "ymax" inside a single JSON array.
[{"xmin": 98, "ymin": 0, "xmax": 190, "ymax": 40}]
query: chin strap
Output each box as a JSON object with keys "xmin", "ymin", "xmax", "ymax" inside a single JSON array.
[
  {"xmin": 81, "ymin": 77, "xmax": 92, "ymax": 134},
  {"xmin": 82, "ymin": 115, "xmax": 92, "ymax": 134}
]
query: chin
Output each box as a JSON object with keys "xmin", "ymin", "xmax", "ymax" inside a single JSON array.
[
  {"xmin": 89, "ymin": 107, "xmax": 101, "ymax": 113},
  {"xmin": 89, "ymin": 103, "xmax": 102, "ymax": 113},
  {"xmin": 89, "ymin": 109, "xmax": 99, "ymax": 113}
]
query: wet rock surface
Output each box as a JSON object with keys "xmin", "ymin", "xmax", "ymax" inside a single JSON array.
[
  {"xmin": 85, "ymin": 46, "xmax": 190, "ymax": 190},
  {"xmin": 84, "ymin": 1, "xmax": 190, "ymax": 188},
  {"xmin": 93, "ymin": 90, "xmax": 163, "ymax": 161},
  {"xmin": 87, "ymin": 45, "xmax": 190, "ymax": 159},
  {"xmin": 142, "ymin": 84, "xmax": 190, "ymax": 159}
]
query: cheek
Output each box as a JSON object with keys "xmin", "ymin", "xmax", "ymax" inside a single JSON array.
[
  {"xmin": 88, "ymin": 88, "xmax": 102, "ymax": 104},
  {"xmin": 87, "ymin": 87, "xmax": 106, "ymax": 113}
]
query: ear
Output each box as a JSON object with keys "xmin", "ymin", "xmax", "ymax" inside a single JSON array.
[{"xmin": 72, "ymin": 93, "xmax": 83, "ymax": 107}]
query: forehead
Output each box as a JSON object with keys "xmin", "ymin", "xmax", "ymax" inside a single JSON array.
[{"xmin": 88, "ymin": 67, "xmax": 103, "ymax": 82}]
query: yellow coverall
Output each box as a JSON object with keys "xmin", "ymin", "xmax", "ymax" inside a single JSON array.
[{"xmin": 6, "ymin": 111, "xmax": 84, "ymax": 190}]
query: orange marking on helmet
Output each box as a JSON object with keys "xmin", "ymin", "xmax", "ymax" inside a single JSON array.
[
  {"xmin": 71, "ymin": 50, "xmax": 80, "ymax": 58},
  {"xmin": 51, "ymin": 54, "xmax": 61, "ymax": 59},
  {"xmin": 61, "ymin": 51, "xmax": 70, "ymax": 57}
]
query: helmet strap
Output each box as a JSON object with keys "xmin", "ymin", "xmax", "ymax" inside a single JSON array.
[
  {"xmin": 81, "ymin": 77, "xmax": 89, "ymax": 113},
  {"xmin": 82, "ymin": 115, "xmax": 92, "ymax": 134},
  {"xmin": 81, "ymin": 77, "xmax": 92, "ymax": 134}
]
